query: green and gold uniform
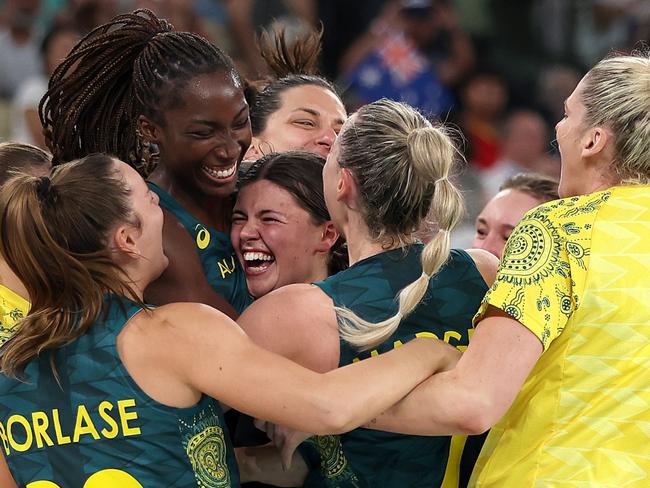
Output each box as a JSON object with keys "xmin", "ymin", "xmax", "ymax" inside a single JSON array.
[
  {"xmin": 149, "ymin": 183, "xmax": 252, "ymax": 314},
  {"xmin": 301, "ymin": 246, "xmax": 489, "ymax": 487},
  {"xmin": 0, "ymin": 295, "xmax": 240, "ymax": 488},
  {"xmin": 0, "ymin": 284, "xmax": 29, "ymax": 347}
]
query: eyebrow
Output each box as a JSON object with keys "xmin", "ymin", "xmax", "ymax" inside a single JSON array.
[
  {"xmin": 292, "ymin": 107, "xmax": 346, "ymax": 125},
  {"xmin": 189, "ymin": 105, "xmax": 249, "ymax": 125}
]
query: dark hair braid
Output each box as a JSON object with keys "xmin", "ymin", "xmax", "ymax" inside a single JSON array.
[{"xmin": 40, "ymin": 9, "xmax": 240, "ymax": 176}]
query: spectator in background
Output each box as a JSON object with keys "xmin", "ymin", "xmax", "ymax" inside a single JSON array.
[
  {"xmin": 0, "ymin": 0, "xmax": 42, "ymax": 100},
  {"xmin": 339, "ymin": 0, "xmax": 474, "ymax": 115},
  {"xmin": 481, "ymin": 109, "xmax": 559, "ymax": 198},
  {"xmin": 536, "ymin": 64, "xmax": 582, "ymax": 129},
  {"xmin": 52, "ymin": 0, "xmax": 117, "ymax": 34},
  {"xmin": 456, "ymin": 71, "xmax": 508, "ymax": 170},
  {"xmin": 11, "ymin": 23, "xmax": 79, "ymax": 147},
  {"xmin": 472, "ymin": 172, "xmax": 559, "ymax": 259}
]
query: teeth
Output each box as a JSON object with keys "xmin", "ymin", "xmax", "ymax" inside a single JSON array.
[
  {"xmin": 203, "ymin": 164, "xmax": 236, "ymax": 179},
  {"xmin": 243, "ymin": 252, "xmax": 274, "ymax": 262}
]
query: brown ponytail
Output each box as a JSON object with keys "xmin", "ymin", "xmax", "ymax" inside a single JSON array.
[{"xmin": 0, "ymin": 154, "xmax": 142, "ymax": 378}]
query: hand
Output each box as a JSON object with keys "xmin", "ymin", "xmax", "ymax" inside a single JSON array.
[{"xmin": 254, "ymin": 419, "xmax": 313, "ymax": 470}]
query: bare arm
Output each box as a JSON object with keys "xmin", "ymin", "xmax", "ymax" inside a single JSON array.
[
  {"xmin": 144, "ymin": 210, "xmax": 238, "ymax": 319},
  {"xmin": 365, "ymin": 307, "xmax": 542, "ymax": 435},
  {"xmin": 121, "ymin": 303, "xmax": 460, "ymax": 435},
  {"xmin": 0, "ymin": 453, "xmax": 17, "ymax": 488}
]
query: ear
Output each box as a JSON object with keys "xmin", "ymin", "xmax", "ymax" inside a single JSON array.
[
  {"xmin": 243, "ymin": 136, "xmax": 265, "ymax": 161},
  {"xmin": 138, "ymin": 115, "xmax": 160, "ymax": 144},
  {"xmin": 581, "ymin": 126, "xmax": 611, "ymax": 160},
  {"xmin": 316, "ymin": 221, "xmax": 340, "ymax": 253},
  {"xmin": 112, "ymin": 223, "xmax": 141, "ymax": 262},
  {"xmin": 337, "ymin": 168, "xmax": 360, "ymax": 209}
]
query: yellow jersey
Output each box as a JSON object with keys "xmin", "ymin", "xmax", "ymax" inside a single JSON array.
[
  {"xmin": 0, "ymin": 284, "xmax": 29, "ymax": 346},
  {"xmin": 471, "ymin": 186, "xmax": 650, "ymax": 487}
]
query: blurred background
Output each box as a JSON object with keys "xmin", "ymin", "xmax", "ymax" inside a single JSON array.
[{"xmin": 0, "ymin": 0, "xmax": 647, "ymax": 243}]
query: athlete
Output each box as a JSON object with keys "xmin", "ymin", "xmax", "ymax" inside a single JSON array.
[
  {"xmin": 0, "ymin": 142, "xmax": 50, "ymax": 345},
  {"xmin": 362, "ymin": 52, "xmax": 650, "ymax": 487},
  {"xmin": 40, "ymin": 9, "xmax": 250, "ymax": 318},
  {"xmin": 244, "ymin": 27, "xmax": 347, "ymax": 162},
  {"xmin": 232, "ymin": 151, "xmax": 346, "ymax": 300},
  {"xmin": 472, "ymin": 173, "xmax": 559, "ymax": 259},
  {"xmin": 0, "ymin": 154, "xmax": 459, "ymax": 488},
  {"xmin": 237, "ymin": 99, "xmax": 498, "ymax": 487}
]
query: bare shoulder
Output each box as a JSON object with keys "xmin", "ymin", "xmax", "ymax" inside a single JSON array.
[
  {"xmin": 240, "ymin": 283, "xmax": 335, "ymax": 328},
  {"xmin": 465, "ymin": 248, "xmax": 499, "ymax": 287},
  {"xmin": 238, "ymin": 284, "xmax": 339, "ymax": 371}
]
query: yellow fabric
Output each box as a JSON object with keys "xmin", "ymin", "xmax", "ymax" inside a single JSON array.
[
  {"xmin": 471, "ymin": 186, "xmax": 650, "ymax": 487},
  {"xmin": 0, "ymin": 284, "xmax": 29, "ymax": 346}
]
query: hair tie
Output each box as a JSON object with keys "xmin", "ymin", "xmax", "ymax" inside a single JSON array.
[
  {"xmin": 435, "ymin": 176, "xmax": 449, "ymax": 185},
  {"xmin": 36, "ymin": 176, "xmax": 51, "ymax": 201},
  {"xmin": 438, "ymin": 228, "xmax": 450, "ymax": 235}
]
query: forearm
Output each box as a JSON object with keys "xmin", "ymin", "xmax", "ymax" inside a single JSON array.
[
  {"xmin": 316, "ymin": 338, "xmax": 460, "ymax": 433},
  {"xmin": 364, "ymin": 368, "xmax": 487, "ymax": 435}
]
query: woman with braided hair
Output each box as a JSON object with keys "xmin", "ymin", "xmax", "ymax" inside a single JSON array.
[
  {"xmin": 40, "ymin": 9, "xmax": 251, "ymax": 318},
  {"xmin": 243, "ymin": 27, "xmax": 347, "ymax": 162},
  {"xmin": 236, "ymin": 99, "xmax": 498, "ymax": 487}
]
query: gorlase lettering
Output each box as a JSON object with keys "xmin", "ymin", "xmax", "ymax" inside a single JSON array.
[{"xmin": 0, "ymin": 399, "xmax": 141, "ymax": 455}]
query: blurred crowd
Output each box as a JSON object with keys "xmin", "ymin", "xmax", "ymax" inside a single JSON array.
[{"xmin": 0, "ymin": 0, "xmax": 647, "ymax": 244}]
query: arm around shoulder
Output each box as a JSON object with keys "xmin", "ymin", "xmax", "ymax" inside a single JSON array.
[
  {"xmin": 367, "ymin": 306, "xmax": 542, "ymax": 435},
  {"xmin": 150, "ymin": 302, "xmax": 463, "ymax": 435}
]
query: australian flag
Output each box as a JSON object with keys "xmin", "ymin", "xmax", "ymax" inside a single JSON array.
[{"xmin": 343, "ymin": 31, "xmax": 453, "ymax": 116}]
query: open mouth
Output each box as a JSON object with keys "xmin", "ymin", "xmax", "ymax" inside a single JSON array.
[
  {"xmin": 242, "ymin": 251, "xmax": 276, "ymax": 274},
  {"xmin": 201, "ymin": 163, "xmax": 237, "ymax": 181}
]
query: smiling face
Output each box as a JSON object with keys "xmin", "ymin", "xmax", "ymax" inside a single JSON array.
[
  {"xmin": 147, "ymin": 70, "xmax": 251, "ymax": 199},
  {"xmin": 252, "ymin": 85, "xmax": 346, "ymax": 158},
  {"xmin": 472, "ymin": 189, "xmax": 543, "ymax": 259},
  {"xmin": 231, "ymin": 180, "xmax": 331, "ymax": 298}
]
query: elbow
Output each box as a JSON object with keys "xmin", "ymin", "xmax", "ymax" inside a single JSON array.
[
  {"xmin": 309, "ymin": 391, "xmax": 359, "ymax": 435},
  {"xmin": 447, "ymin": 392, "xmax": 503, "ymax": 435},
  {"xmin": 314, "ymin": 405, "xmax": 357, "ymax": 435}
]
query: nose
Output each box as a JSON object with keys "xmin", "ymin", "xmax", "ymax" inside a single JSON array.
[
  {"xmin": 315, "ymin": 127, "xmax": 337, "ymax": 151},
  {"xmin": 239, "ymin": 218, "xmax": 260, "ymax": 241},
  {"xmin": 213, "ymin": 136, "xmax": 241, "ymax": 162}
]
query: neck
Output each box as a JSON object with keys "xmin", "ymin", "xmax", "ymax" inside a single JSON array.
[
  {"xmin": 340, "ymin": 214, "xmax": 401, "ymax": 266},
  {"xmin": 148, "ymin": 166, "xmax": 231, "ymax": 232},
  {"xmin": 310, "ymin": 259, "xmax": 330, "ymax": 282}
]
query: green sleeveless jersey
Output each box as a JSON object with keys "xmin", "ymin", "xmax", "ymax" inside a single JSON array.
[
  {"xmin": 149, "ymin": 182, "xmax": 252, "ymax": 314},
  {"xmin": 302, "ymin": 246, "xmax": 488, "ymax": 488},
  {"xmin": 0, "ymin": 295, "xmax": 240, "ymax": 488}
]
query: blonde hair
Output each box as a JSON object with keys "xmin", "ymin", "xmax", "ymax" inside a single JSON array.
[
  {"xmin": 335, "ymin": 99, "xmax": 464, "ymax": 350},
  {"xmin": 581, "ymin": 52, "xmax": 650, "ymax": 184}
]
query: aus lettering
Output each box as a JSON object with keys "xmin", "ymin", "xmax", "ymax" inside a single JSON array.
[{"xmin": 217, "ymin": 256, "xmax": 236, "ymax": 279}]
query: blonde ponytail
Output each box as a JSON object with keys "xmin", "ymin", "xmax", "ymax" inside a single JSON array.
[{"xmin": 335, "ymin": 102, "xmax": 465, "ymax": 350}]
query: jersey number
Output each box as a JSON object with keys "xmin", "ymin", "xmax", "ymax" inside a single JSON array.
[{"xmin": 27, "ymin": 469, "xmax": 142, "ymax": 487}]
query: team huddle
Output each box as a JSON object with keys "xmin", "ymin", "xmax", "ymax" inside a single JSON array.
[{"xmin": 0, "ymin": 8, "xmax": 649, "ymax": 488}]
